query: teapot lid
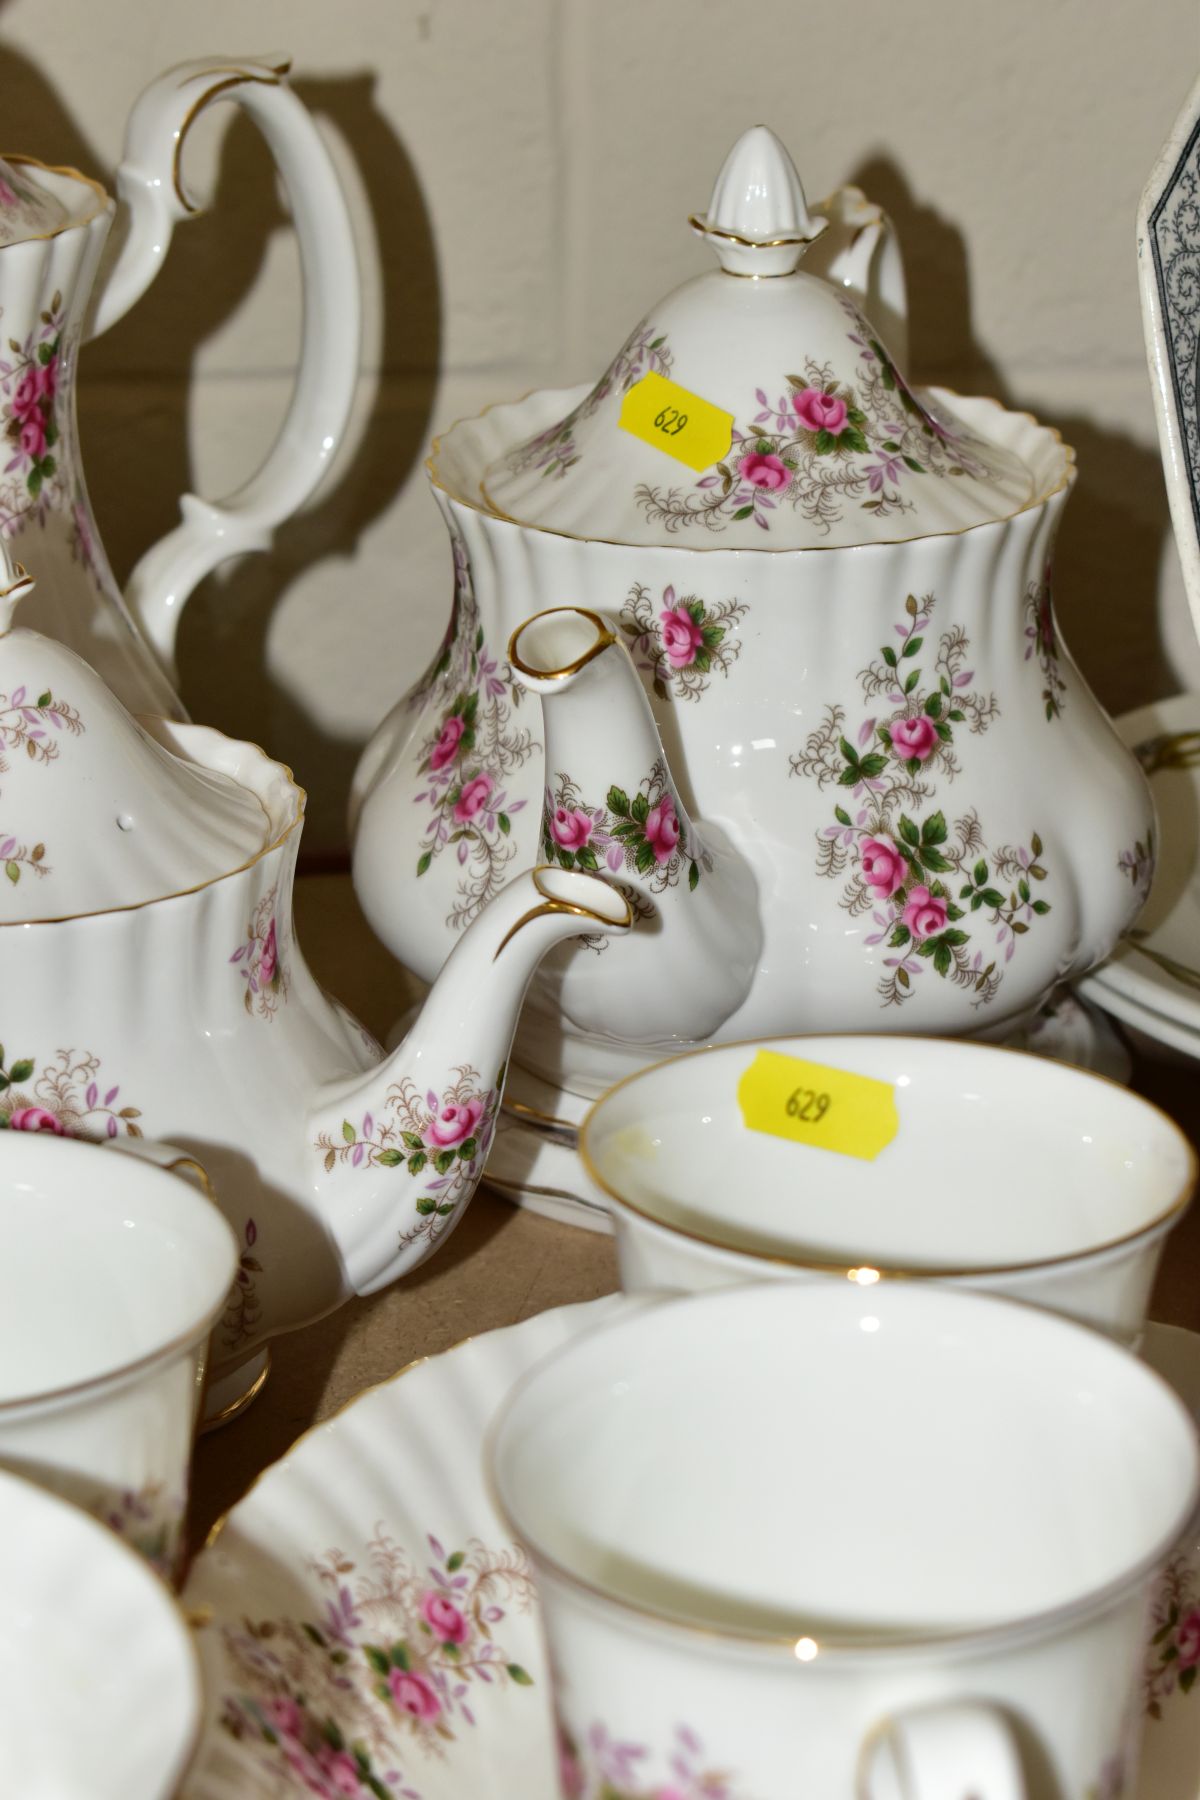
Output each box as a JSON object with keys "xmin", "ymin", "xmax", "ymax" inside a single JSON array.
[
  {"xmin": 0, "ymin": 156, "xmax": 70, "ymax": 246},
  {"xmin": 0, "ymin": 561, "xmax": 272, "ymax": 920},
  {"xmin": 482, "ymin": 127, "xmax": 1036, "ymax": 549}
]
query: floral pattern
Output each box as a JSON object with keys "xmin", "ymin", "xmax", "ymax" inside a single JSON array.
[
  {"xmin": 541, "ymin": 760, "xmax": 708, "ymax": 895},
  {"xmin": 0, "ymin": 1041, "xmax": 142, "ymax": 1138},
  {"xmin": 315, "ymin": 1066, "xmax": 500, "ymax": 1256},
  {"xmin": 1145, "ymin": 1550, "xmax": 1200, "ymax": 1720},
  {"xmin": 97, "ymin": 1479, "xmax": 184, "ymax": 1583},
  {"xmin": 0, "ymin": 676, "xmax": 83, "ymax": 888},
  {"xmin": 790, "ymin": 591, "xmax": 1051, "ymax": 1008},
  {"xmin": 618, "ymin": 581, "xmax": 748, "ymax": 703},
  {"xmin": 558, "ymin": 1722, "xmax": 744, "ymax": 1800},
  {"xmin": 231, "ymin": 887, "xmax": 289, "ymax": 1020},
  {"xmin": 218, "ymin": 1526, "xmax": 537, "ymax": 1798},
  {"xmin": 503, "ymin": 321, "xmax": 673, "ymax": 482},
  {"xmin": 413, "ymin": 538, "xmax": 534, "ymax": 931},
  {"xmin": 636, "ymin": 307, "xmax": 996, "ymax": 537},
  {"xmin": 1117, "ymin": 828, "xmax": 1155, "ymax": 908},
  {"xmin": 0, "ymin": 291, "xmax": 64, "ymax": 531},
  {"xmin": 1023, "ymin": 566, "xmax": 1068, "ymax": 720},
  {"xmin": 221, "ymin": 1218, "xmax": 265, "ymax": 1355}
]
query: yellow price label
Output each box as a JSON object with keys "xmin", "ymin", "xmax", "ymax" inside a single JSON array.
[
  {"xmin": 618, "ymin": 370, "xmax": 733, "ymax": 473},
  {"xmin": 737, "ymin": 1050, "xmax": 899, "ymax": 1163}
]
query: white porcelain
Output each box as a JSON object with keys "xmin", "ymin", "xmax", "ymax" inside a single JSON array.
[
  {"xmin": 0, "ymin": 565, "xmax": 269, "ymax": 913},
  {"xmin": 0, "ymin": 1131, "xmax": 237, "ymax": 1575},
  {"xmin": 352, "ymin": 125, "xmax": 1152, "ymax": 1135},
  {"xmin": 0, "ymin": 156, "xmax": 68, "ymax": 244},
  {"xmin": 0, "ymin": 54, "xmax": 359, "ymax": 716},
  {"xmin": 0, "ymin": 1462, "xmax": 201, "ymax": 1796},
  {"xmin": 0, "ymin": 544, "xmax": 632, "ymax": 1410},
  {"xmin": 1080, "ymin": 692, "xmax": 1200, "ymax": 1042},
  {"xmin": 179, "ymin": 1300, "xmax": 1200, "ymax": 1800},
  {"xmin": 580, "ymin": 1034, "xmax": 1193, "ymax": 1342},
  {"xmin": 1139, "ymin": 72, "xmax": 1200, "ymax": 649},
  {"xmin": 491, "ymin": 1283, "xmax": 1200, "ymax": 1800}
]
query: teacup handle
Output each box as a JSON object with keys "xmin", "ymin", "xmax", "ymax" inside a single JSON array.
[
  {"xmin": 102, "ymin": 1133, "xmax": 216, "ymax": 1199},
  {"xmin": 87, "ymin": 53, "xmax": 360, "ymax": 685},
  {"xmin": 860, "ymin": 1700, "xmax": 1026, "ymax": 1800}
]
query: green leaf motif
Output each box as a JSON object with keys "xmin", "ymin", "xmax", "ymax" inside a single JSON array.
[
  {"xmin": 8, "ymin": 1059, "xmax": 33, "ymax": 1085},
  {"xmin": 416, "ymin": 1197, "xmax": 437, "ymax": 1215},
  {"xmin": 903, "ymin": 455, "xmax": 925, "ymax": 473},
  {"xmin": 898, "ymin": 814, "xmax": 920, "ymax": 848},
  {"xmin": 688, "ymin": 859, "xmax": 699, "ymax": 891},
  {"xmin": 377, "ymin": 1149, "xmax": 403, "ymax": 1167},
  {"xmin": 507, "ymin": 1664, "xmax": 534, "ymax": 1686},
  {"xmin": 416, "ymin": 850, "xmax": 432, "ymax": 877},
  {"xmin": 364, "ymin": 1645, "xmax": 390, "ymax": 1676},
  {"xmin": 4, "ymin": 861, "xmax": 18, "ymax": 885},
  {"xmin": 434, "ymin": 1150, "xmax": 456, "ymax": 1175},
  {"xmin": 842, "ymin": 426, "xmax": 869, "ymax": 455},
  {"xmin": 407, "ymin": 1151, "xmax": 427, "ymax": 1175},
  {"xmin": 834, "ymin": 805, "xmax": 852, "ymax": 827},
  {"xmin": 607, "ymin": 786, "xmax": 631, "ymax": 817},
  {"xmin": 732, "ymin": 505, "xmax": 755, "ymax": 520},
  {"xmin": 341, "ymin": 1120, "xmax": 356, "ymax": 1144},
  {"xmin": 814, "ymin": 429, "xmax": 836, "ymax": 455},
  {"xmin": 457, "ymin": 1136, "xmax": 478, "ymax": 1161},
  {"xmin": 882, "ymin": 645, "xmax": 898, "ymax": 669},
  {"xmin": 932, "ymin": 942, "xmax": 953, "ymax": 976},
  {"xmin": 921, "ymin": 812, "xmax": 948, "ymax": 846},
  {"xmin": 498, "ymin": 812, "xmax": 511, "ymax": 835},
  {"xmin": 902, "ymin": 635, "xmax": 924, "ymax": 658},
  {"xmin": 402, "ymin": 1131, "xmax": 424, "ymax": 1150},
  {"xmin": 630, "ymin": 792, "xmax": 650, "ymax": 825},
  {"xmin": 36, "ymin": 690, "xmax": 50, "ymax": 708},
  {"xmin": 446, "ymin": 1551, "xmax": 465, "ymax": 1572}
]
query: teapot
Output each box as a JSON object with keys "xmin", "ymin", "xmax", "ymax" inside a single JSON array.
[
  {"xmin": 0, "ymin": 549, "xmax": 629, "ymax": 1416},
  {"xmin": 0, "ymin": 54, "xmax": 359, "ymax": 717},
  {"xmin": 350, "ymin": 126, "xmax": 1152, "ymax": 1206}
]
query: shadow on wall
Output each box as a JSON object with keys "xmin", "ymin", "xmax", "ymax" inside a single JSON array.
[
  {"xmin": 0, "ymin": 39, "xmax": 440, "ymax": 860},
  {"xmin": 853, "ymin": 152, "xmax": 1177, "ymax": 717}
]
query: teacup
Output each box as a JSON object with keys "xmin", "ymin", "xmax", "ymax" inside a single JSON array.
[
  {"xmin": 0, "ymin": 1133, "xmax": 237, "ymax": 1579},
  {"xmin": 580, "ymin": 1034, "xmax": 1195, "ymax": 1341},
  {"xmin": 0, "ymin": 1463, "xmax": 201, "ymax": 1796},
  {"xmin": 489, "ymin": 1281, "xmax": 1200, "ymax": 1800}
]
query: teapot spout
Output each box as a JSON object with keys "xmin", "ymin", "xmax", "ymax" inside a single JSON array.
[
  {"xmin": 310, "ymin": 866, "xmax": 631, "ymax": 1295},
  {"xmin": 509, "ymin": 606, "xmax": 761, "ymax": 1046}
]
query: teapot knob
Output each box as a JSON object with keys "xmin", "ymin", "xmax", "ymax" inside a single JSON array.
[{"xmin": 690, "ymin": 124, "xmax": 827, "ymax": 277}]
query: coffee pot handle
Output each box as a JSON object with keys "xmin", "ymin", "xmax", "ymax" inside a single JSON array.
[
  {"xmin": 87, "ymin": 54, "xmax": 360, "ymax": 684},
  {"xmin": 860, "ymin": 1700, "xmax": 1026, "ymax": 1800}
]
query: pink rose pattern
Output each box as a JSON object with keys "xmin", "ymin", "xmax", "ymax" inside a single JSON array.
[
  {"xmin": 218, "ymin": 1526, "xmax": 537, "ymax": 1798},
  {"xmin": 541, "ymin": 759, "xmax": 708, "ymax": 898},
  {"xmin": 0, "ymin": 1043, "xmax": 142, "ymax": 1140},
  {"xmin": 1023, "ymin": 567, "xmax": 1068, "ymax": 720},
  {"xmin": 503, "ymin": 319, "xmax": 673, "ymax": 481},
  {"xmin": 560, "ymin": 1722, "xmax": 745, "ymax": 1800},
  {"xmin": 791, "ymin": 591, "xmax": 1052, "ymax": 1008},
  {"xmin": 1, "ymin": 293, "xmax": 61, "ymax": 518},
  {"xmin": 618, "ymin": 581, "xmax": 749, "ymax": 703},
  {"xmin": 315, "ymin": 1064, "xmax": 502, "ymax": 1255},
  {"xmin": 1145, "ymin": 1549, "xmax": 1200, "ymax": 1720},
  {"xmin": 637, "ymin": 305, "xmax": 999, "ymax": 537},
  {"xmin": 412, "ymin": 535, "xmax": 534, "ymax": 930},
  {"xmin": 230, "ymin": 886, "xmax": 290, "ymax": 1021}
]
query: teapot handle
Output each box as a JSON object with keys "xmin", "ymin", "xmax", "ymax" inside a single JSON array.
[{"xmin": 87, "ymin": 54, "xmax": 360, "ymax": 684}]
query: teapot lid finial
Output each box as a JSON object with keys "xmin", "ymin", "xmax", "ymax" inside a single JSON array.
[{"xmin": 690, "ymin": 124, "xmax": 827, "ymax": 276}]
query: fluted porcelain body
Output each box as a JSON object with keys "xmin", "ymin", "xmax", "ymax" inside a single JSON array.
[
  {"xmin": 352, "ymin": 384, "xmax": 1152, "ymax": 1098},
  {"xmin": 0, "ymin": 717, "xmax": 629, "ymax": 1379}
]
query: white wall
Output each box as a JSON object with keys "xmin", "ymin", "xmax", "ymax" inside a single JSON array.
[{"xmin": 1, "ymin": 0, "xmax": 1197, "ymax": 850}]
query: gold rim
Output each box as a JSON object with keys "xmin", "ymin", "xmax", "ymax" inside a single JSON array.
[
  {"xmin": 686, "ymin": 210, "xmax": 826, "ymax": 249},
  {"xmin": 577, "ymin": 1032, "xmax": 1197, "ymax": 1280},
  {"xmin": 500, "ymin": 1096, "xmax": 579, "ymax": 1135},
  {"xmin": 0, "ymin": 153, "xmax": 111, "ymax": 236},
  {"xmin": 508, "ymin": 607, "xmax": 616, "ymax": 680},
  {"xmin": 171, "ymin": 62, "xmax": 292, "ymax": 213},
  {"xmin": 0, "ymin": 722, "xmax": 302, "ymax": 927},
  {"xmin": 493, "ymin": 866, "xmax": 633, "ymax": 960},
  {"xmin": 435, "ymin": 387, "xmax": 1076, "ymax": 555},
  {"xmin": 199, "ymin": 1351, "xmax": 272, "ymax": 1435}
]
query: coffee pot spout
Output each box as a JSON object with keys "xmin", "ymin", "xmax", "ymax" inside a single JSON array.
[
  {"xmin": 309, "ymin": 865, "xmax": 631, "ymax": 1295},
  {"xmin": 508, "ymin": 607, "xmax": 761, "ymax": 1047}
]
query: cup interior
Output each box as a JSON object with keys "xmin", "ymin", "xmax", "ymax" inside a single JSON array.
[
  {"xmin": 0, "ymin": 1135, "xmax": 237, "ymax": 1403},
  {"xmin": 492, "ymin": 1283, "xmax": 1199, "ymax": 1645},
  {"xmin": 582, "ymin": 1037, "xmax": 1194, "ymax": 1272}
]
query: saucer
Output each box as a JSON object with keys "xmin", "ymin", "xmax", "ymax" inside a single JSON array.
[
  {"xmin": 181, "ymin": 1301, "xmax": 1200, "ymax": 1799},
  {"xmin": 1080, "ymin": 693, "xmax": 1200, "ymax": 1049}
]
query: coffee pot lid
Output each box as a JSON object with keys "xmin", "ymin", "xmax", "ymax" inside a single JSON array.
[
  {"xmin": 0, "ymin": 561, "xmax": 272, "ymax": 920},
  {"xmin": 0, "ymin": 156, "xmax": 70, "ymax": 247},
  {"xmin": 482, "ymin": 126, "xmax": 1035, "ymax": 550}
]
